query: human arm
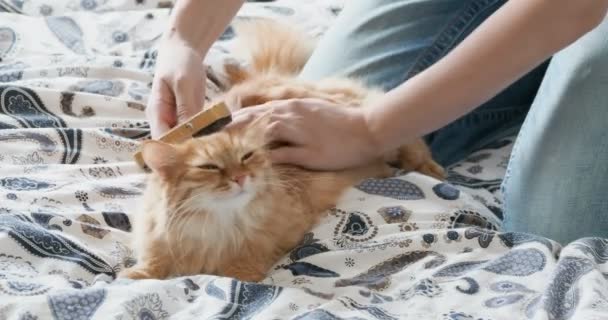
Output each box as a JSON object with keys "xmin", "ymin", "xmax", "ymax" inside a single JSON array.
[
  {"xmin": 365, "ymin": 0, "xmax": 608, "ymax": 154},
  {"xmin": 232, "ymin": 0, "xmax": 608, "ymax": 169},
  {"xmin": 147, "ymin": 0, "xmax": 244, "ymax": 138}
]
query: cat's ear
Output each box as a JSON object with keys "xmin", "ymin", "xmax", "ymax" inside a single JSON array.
[
  {"xmin": 224, "ymin": 60, "xmax": 252, "ymax": 85},
  {"xmin": 141, "ymin": 140, "xmax": 179, "ymax": 176}
]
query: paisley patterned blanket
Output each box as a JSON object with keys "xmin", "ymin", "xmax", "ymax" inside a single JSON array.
[{"xmin": 1, "ymin": 1, "xmax": 607, "ymax": 319}]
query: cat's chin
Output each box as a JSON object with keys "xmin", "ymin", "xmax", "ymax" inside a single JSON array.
[
  {"xmin": 213, "ymin": 185, "xmax": 257, "ymax": 203},
  {"xmin": 205, "ymin": 189, "xmax": 256, "ymax": 213},
  {"xmin": 220, "ymin": 184, "xmax": 254, "ymax": 198},
  {"xmin": 225, "ymin": 189, "xmax": 250, "ymax": 200}
]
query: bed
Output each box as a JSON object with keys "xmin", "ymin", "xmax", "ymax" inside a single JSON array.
[{"xmin": 1, "ymin": 1, "xmax": 607, "ymax": 319}]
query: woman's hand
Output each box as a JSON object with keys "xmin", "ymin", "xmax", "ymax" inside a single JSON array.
[
  {"xmin": 229, "ymin": 99, "xmax": 382, "ymax": 170},
  {"xmin": 146, "ymin": 40, "xmax": 205, "ymax": 138},
  {"xmin": 145, "ymin": 0, "xmax": 244, "ymax": 138}
]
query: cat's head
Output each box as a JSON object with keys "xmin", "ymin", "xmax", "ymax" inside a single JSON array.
[{"xmin": 141, "ymin": 115, "xmax": 272, "ymax": 211}]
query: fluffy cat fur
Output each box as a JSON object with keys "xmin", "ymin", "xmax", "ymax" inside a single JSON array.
[
  {"xmin": 119, "ymin": 116, "xmax": 391, "ymax": 281},
  {"xmin": 119, "ymin": 20, "xmax": 443, "ymax": 282}
]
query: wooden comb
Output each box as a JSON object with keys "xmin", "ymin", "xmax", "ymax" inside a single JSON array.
[{"xmin": 134, "ymin": 102, "xmax": 232, "ymax": 169}]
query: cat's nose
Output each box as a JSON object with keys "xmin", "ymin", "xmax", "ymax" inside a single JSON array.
[{"xmin": 231, "ymin": 174, "xmax": 247, "ymax": 187}]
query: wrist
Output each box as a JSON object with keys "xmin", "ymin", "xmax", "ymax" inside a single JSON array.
[
  {"xmin": 164, "ymin": 0, "xmax": 244, "ymax": 57},
  {"xmin": 360, "ymin": 107, "xmax": 390, "ymax": 157},
  {"xmin": 156, "ymin": 33, "xmax": 207, "ymax": 71},
  {"xmin": 161, "ymin": 27, "xmax": 210, "ymax": 57}
]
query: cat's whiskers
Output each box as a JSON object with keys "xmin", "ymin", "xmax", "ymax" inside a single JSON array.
[{"xmin": 261, "ymin": 180, "xmax": 300, "ymax": 194}]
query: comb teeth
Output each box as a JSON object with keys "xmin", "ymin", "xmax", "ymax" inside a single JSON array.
[
  {"xmin": 133, "ymin": 102, "xmax": 232, "ymax": 169},
  {"xmin": 193, "ymin": 115, "xmax": 232, "ymax": 137}
]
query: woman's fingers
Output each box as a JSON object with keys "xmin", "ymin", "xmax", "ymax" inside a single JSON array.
[
  {"xmin": 266, "ymin": 120, "xmax": 307, "ymax": 146},
  {"xmin": 269, "ymin": 146, "xmax": 311, "ymax": 165}
]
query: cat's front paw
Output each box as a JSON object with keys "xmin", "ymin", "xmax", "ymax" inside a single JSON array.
[
  {"xmin": 223, "ymin": 266, "xmax": 265, "ymax": 283},
  {"xmin": 237, "ymin": 272, "xmax": 266, "ymax": 283},
  {"xmin": 419, "ymin": 160, "xmax": 445, "ymax": 180},
  {"xmin": 117, "ymin": 267, "xmax": 157, "ymax": 280}
]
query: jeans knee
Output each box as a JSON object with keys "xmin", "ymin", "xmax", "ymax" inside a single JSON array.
[{"xmin": 550, "ymin": 18, "xmax": 608, "ymax": 78}]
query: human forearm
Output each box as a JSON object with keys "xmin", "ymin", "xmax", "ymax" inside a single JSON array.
[
  {"xmin": 366, "ymin": 0, "xmax": 608, "ymax": 153},
  {"xmin": 148, "ymin": 0, "xmax": 244, "ymax": 137},
  {"xmin": 164, "ymin": 0, "xmax": 244, "ymax": 55}
]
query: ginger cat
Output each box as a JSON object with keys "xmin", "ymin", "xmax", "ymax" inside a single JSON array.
[
  {"xmin": 119, "ymin": 116, "xmax": 391, "ymax": 281},
  {"xmin": 119, "ymin": 20, "xmax": 444, "ymax": 282}
]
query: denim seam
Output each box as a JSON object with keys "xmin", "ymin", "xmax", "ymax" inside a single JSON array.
[
  {"xmin": 500, "ymin": 105, "xmax": 534, "ymax": 229},
  {"xmin": 403, "ymin": 0, "xmax": 503, "ymax": 81},
  {"xmin": 440, "ymin": 104, "xmax": 530, "ymax": 129}
]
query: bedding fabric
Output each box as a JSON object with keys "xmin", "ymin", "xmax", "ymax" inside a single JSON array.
[{"xmin": 0, "ymin": 1, "xmax": 607, "ymax": 319}]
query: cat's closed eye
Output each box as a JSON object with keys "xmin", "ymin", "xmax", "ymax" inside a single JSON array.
[
  {"xmin": 197, "ymin": 164, "xmax": 221, "ymax": 171},
  {"xmin": 241, "ymin": 151, "xmax": 254, "ymax": 163}
]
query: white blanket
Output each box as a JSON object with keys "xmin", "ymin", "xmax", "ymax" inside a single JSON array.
[{"xmin": 1, "ymin": 1, "xmax": 607, "ymax": 319}]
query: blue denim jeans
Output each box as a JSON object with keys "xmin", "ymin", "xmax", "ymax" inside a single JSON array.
[{"xmin": 299, "ymin": 0, "xmax": 608, "ymax": 244}]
